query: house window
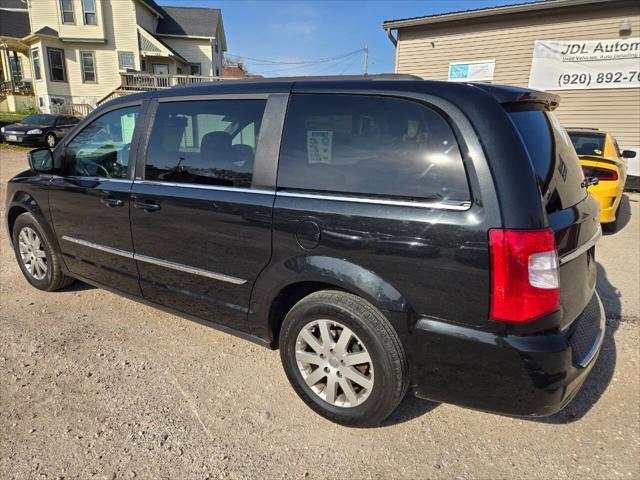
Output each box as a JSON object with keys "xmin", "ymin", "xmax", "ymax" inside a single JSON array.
[
  {"xmin": 118, "ymin": 51, "xmax": 135, "ymax": 71},
  {"xmin": 214, "ymin": 40, "xmax": 219, "ymax": 54},
  {"xmin": 177, "ymin": 67, "xmax": 183, "ymax": 74},
  {"xmin": 60, "ymin": 0, "xmax": 75, "ymax": 24},
  {"xmin": 189, "ymin": 63, "xmax": 201, "ymax": 76},
  {"xmin": 80, "ymin": 51, "xmax": 97, "ymax": 83},
  {"xmin": 82, "ymin": 0, "xmax": 97, "ymax": 25},
  {"xmin": 47, "ymin": 47, "xmax": 67, "ymax": 82},
  {"xmin": 31, "ymin": 48, "xmax": 42, "ymax": 81},
  {"xmin": 38, "ymin": 97, "xmax": 45, "ymax": 108}
]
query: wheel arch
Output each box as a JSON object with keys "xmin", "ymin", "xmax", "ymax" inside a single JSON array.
[
  {"xmin": 250, "ymin": 255, "xmax": 412, "ymax": 348},
  {"xmin": 6, "ymin": 191, "xmax": 56, "ymax": 249}
]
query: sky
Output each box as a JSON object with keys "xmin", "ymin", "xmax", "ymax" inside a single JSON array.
[{"xmin": 158, "ymin": 0, "xmax": 543, "ymax": 77}]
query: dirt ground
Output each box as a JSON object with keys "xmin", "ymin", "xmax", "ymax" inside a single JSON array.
[{"xmin": 1, "ymin": 147, "xmax": 639, "ymax": 480}]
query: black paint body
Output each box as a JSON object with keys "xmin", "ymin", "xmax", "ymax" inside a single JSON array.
[{"xmin": 5, "ymin": 77, "xmax": 605, "ymax": 417}]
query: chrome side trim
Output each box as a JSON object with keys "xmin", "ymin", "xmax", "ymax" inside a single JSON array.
[
  {"xmin": 559, "ymin": 226, "xmax": 602, "ymax": 265},
  {"xmin": 62, "ymin": 236, "xmax": 134, "ymax": 259},
  {"xmin": 276, "ymin": 191, "xmax": 472, "ymax": 211},
  {"xmin": 578, "ymin": 294, "xmax": 606, "ymax": 368},
  {"xmin": 134, "ymin": 254, "xmax": 247, "ymax": 285},
  {"xmin": 61, "ymin": 236, "xmax": 246, "ymax": 285},
  {"xmin": 133, "ymin": 180, "xmax": 274, "ymax": 195}
]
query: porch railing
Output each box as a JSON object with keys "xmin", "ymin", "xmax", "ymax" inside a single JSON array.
[
  {"xmin": 120, "ymin": 72, "xmax": 243, "ymax": 90},
  {"xmin": 0, "ymin": 80, "xmax": 34, "ymax": 97}
]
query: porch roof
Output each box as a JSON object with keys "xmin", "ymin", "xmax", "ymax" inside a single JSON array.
[{"xmin": 138, "ymin": 26, "xmax": 189, "ymax": 65}]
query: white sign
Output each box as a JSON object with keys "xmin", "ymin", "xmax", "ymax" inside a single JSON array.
[
  {"xmin": 307, "ymin": 131, "xmax": 333, "ymax": 164},
  {"xmin": 448, "ymin": 60, "xmax": 495, "ymax": 82},
  {"xmin": 529, "ymin": 38, "xmax": 640, "ymax": 90}
]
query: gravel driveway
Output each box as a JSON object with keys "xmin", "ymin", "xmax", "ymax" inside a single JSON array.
[{"xmin": 1, "ymin": 147, "xmax": 638, "ymax": 480}]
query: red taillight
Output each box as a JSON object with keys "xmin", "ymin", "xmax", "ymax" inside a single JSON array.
[
  {"xmin": 489, "ymin": 228, "xmax": 560, "ymax": 322},
  {"xmin": 582, "ymin": 166, "xmax": 618, "ymax": 181}
]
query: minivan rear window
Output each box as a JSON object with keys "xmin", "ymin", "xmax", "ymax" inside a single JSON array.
[
  {"xmin": 278, "ymin": 94, "xmax": 470, "ymax": 203},
  {"xmin": 508, "ymin": 109, "xmax": 586, "ymax": 211},
  {"xmin": 507, "ymin": 110, "xmax": 553, "ymax": 185}
]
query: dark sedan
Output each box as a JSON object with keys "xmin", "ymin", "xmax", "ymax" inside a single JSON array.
[{"xmin": 1, "ymin": 114, "xmax": 80, "ymax": 148}]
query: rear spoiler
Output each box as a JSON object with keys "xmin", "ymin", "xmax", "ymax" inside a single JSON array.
[
  {"xmin": 470, "ymin": 83, "xmax": 560, "ymax": 110},
  {"xmin": 578, "ymin": 155, "xmax": 621, "ymax": 167}
]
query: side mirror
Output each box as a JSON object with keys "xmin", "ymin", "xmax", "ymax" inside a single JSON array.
[
  {"xmin": 28, "ymin": 148, "xmax": 54, "ymax": 173},
  {"xmin": 621, "ymin": 150, "xmax": 637, "ymax": 159}
]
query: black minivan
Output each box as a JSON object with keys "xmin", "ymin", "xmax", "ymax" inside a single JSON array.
[{"xmin": 6, "ymin": 76, "xmax": 604, "ymax": 426}]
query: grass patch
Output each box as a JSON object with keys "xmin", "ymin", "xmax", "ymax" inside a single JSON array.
[{"xmin": 0, "ymin": 113, "xmax": 26, "ymax": 123}]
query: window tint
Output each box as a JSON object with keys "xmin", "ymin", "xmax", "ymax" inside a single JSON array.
[
  {"xmin": 23, "ymin": 114, "xmax": 55, "ymax": 127},
  {"xmin": 507, "ymin": 110, "xmax": 553, "ymax": 184},
  {"xmin": 567, "ymin": 132, "xmax": 606, "ymax": 156},
  {"xmin": 145, "ymin": 100, "xmax": 266, "ymax": 188},
  {"xmin": 278, "ymin": 94, "xmax": 470, "ymax": 202},
  {"xmin": 63, "ymin": 106, "xmax": 140, "ymax": 179}
]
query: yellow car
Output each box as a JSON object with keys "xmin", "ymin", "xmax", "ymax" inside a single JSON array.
[{"xmin": 568, "ymin": 128, "xmax": 636, "ymax": 232}]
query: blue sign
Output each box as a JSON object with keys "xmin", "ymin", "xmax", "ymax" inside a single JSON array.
[{"xmin": 449, "ymin": 63, "xmax": 469, "ymax": 80}]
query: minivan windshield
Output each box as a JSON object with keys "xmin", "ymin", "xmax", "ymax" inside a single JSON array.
[
  {"xmin": 21, "ymin": 114, "xmax": 56, "ymax": 126},
  {"xmin": 568, "ymin": 132, "xmax": 606, "ymax": 156}
]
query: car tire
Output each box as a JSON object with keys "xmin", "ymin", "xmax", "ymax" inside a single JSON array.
[
  {"xmin": 45, "ymin": 133, "xmax": 57, "ymax": 148},
  {"xmin": 12, "ymin": 212, "xmax": 74, "ymax": 291},
  {"xmin": 280, "ymin": 290, "xmax": 408, "ymax": 427}
]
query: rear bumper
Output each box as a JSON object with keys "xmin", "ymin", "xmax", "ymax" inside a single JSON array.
[
  {"xmin": 408, "ymin": 291, "xmax": 605, "ymax": 416},
  {"xmin": 589, "ymin": 182, "xmax": 622, "ymax": 223}
]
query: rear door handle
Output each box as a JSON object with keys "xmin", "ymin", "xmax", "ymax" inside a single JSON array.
[
  {"xmin": 133, "ymin": 200, "xmax": 161, "ymax": 212},
  {"xmin": 102, "ymin": 196, "xmax": 124, "ymax": 208}
]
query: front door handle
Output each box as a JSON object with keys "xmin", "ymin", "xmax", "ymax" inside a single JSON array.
[
  {"xmin": 133, "ymin": 200, "xmax": 161, "ymax": 212},
  {"xmin": 102, "ymin": 196, "xmax": 124, "ymax": 208}
]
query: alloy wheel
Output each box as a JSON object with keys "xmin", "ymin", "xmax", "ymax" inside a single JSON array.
[
  {"xmin": 18, "ymin": 227, "xmax": 48, "ymax": 280},
  {"xmin": 46, "ymin": 134, "xmax": 56, "ymax": 147},
  {"xmin": 295, "ymin": 319, "xmax": 374, "ymax": 408}
]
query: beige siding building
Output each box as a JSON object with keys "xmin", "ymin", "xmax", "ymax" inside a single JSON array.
[
  {"xmin": 384, "ymin": 0, "xmax": 640, "ymax": 158},
  {"xmin": 1, "ymin": 0, "xmax": 227, "ymax": 114}
]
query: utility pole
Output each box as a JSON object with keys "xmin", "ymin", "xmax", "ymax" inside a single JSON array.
[{"xmin": 363, "ymin": 45, "xmax": 368, "ymax": 75}]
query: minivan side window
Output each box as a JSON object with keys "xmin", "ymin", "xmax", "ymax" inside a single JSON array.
[
  {"xmin": 144, "ymin": 100, "xmax": 267, "ymax": 188},
  {"xmin": 63, "ymin": 106, "xmax": 140, "ymax": 179},
  {"xmin": 278, "ymin": 94, "xmax": 470, "ymax": 202}
]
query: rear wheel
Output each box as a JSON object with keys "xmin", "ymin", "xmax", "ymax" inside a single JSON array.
[
  {"xmin": 280, "ymin": 290, "xmax": 408, "ymax": 427},
  {"xmin": 12, "ymin": 213, "xmax": 74, "ymax": 291}
]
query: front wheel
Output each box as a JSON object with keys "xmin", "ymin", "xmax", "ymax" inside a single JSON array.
[
  {"xmin": 45, "ymin": 133, "xmax": 57, "ymax": 148},
  {"xmin": 280, "ymin": 290, "xmax": 408, "ymax": 427},
  {"xmin": 12, "ymin": 212, "xmax": 74, "ymax": 291}
]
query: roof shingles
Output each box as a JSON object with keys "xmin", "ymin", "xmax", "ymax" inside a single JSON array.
[
  {"xmin": 156, "ymin": 6, "xmax": 220, "ymax": 37},
  {"xmin": 0, "ymin": 9, "xmax": 29, "ymax": 38}
]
